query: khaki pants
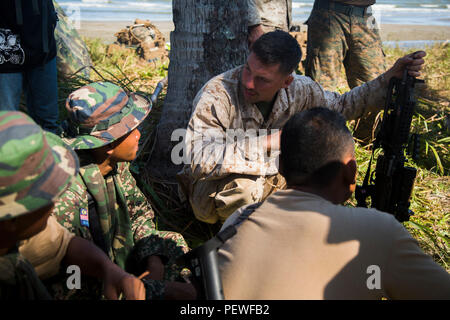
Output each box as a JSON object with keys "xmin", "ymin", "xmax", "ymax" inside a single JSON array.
[{"xmin": 189, "ymin": 174, "xmax": 286, "ymax": 224}]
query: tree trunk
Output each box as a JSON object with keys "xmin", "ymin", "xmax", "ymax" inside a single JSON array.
[{"xmin": 146, "ymin": 0, "xmax": 248, "ymax": 181}]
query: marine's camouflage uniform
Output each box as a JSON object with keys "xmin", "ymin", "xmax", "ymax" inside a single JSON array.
[
  {"xmin": 305, "ymin": 0, "xmax": 386, "ymax": 141},
  {"xmin": 48, "ymin": 82, "xmax": 189, "ymax": 300},
  {"xmin": 177, "ymin": 65, "xmax": 389, "ymax": 224},
  {"xmin": 53, "ymin": 1, "xmax": 92, "ymax": 79},
  {"xmin": 248, "ymin": 0, "xmax": 292, "ymax": 32}
]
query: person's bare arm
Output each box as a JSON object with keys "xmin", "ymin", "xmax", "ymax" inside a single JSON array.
[
  {"xmin": 63, "ymin": 236, "xmax": 146, "ymax": 300},
  {"xmin": 248, "ymin": 24, "xmax": 264, "ymax": 48},
  {"xmin": 247, "ymin": 0, "xmax": 264, "ymax": 48}
]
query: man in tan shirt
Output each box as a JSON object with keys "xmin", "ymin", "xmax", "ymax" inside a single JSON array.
[
  {"xmin": 218, "ymin": 108, "xmax": 450, "ymax": 299},
  {"xmin": 19, "ymin": 215, "xmax": 75, "ymax": 281},
  {"xmin": 177, "ymin": 30, "xmax": 426, "ymax": 224}
]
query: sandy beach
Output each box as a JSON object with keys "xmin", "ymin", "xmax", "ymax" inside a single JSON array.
[
  {"xmin": 78, "ymin": 21, "xmax": 174, "ymax": 43},
  {"xmin": 77, "ymin": 20, "xmax": 450, "ymax": 44}
]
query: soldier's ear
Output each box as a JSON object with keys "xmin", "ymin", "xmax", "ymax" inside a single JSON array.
[
  {"xmin": 106, "ymin": 146, "xmax": 114, "ymax": 155},
  {"xmin": 338, "ymin": 158, "xmax": 357, "ymax": 203},
  {"xmin": 343, "ymin": 159, "xmax": 357, "ymax": 188},
  {"xmin": 92, "ymin": 144, "xmax": 114, "ymax": 158},
  {"xmin": 102, "ymin": 141, "xmax": 115, "ymax": 155}
]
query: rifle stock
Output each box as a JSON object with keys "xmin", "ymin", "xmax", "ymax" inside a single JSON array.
[{"xmin": 176, "ymin": 225, "xmax": 237, "ymax": 300}]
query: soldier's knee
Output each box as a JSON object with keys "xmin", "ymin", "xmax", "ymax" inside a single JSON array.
[
  {"xmin": 214, "ymin": 177, "xmax": 263, "ymax": 222},
  {"xmin": 190, "ymin": 176, "xmax": 264, "ymax": 224}
]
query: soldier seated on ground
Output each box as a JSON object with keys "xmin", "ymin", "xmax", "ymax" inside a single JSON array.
[
  {"xmin": 218, "ymin": 107, "xmax": 450, "ymax": 299},
  {"xmin": 47, "ymin": 82, "xmax": 196, "ymax": 300},
  {"xmin": 177, "ymin": 30, "xmax": 425, "ymax": 225},
  {"xmin": 0, "ymin": 111, "xmax": 145, "ymax": 300}
]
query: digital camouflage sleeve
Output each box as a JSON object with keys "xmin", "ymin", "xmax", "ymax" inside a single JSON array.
[
  {"xmin": 50, "ymin": 162, "xmax": 189, "ymax": 299},
  {"xmin": 53, "ymin": 162, "xmax": 188, "ymax": 265}
]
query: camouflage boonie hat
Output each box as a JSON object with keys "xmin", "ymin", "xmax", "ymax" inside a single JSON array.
[
  {"xmin": 0, "ymin": 111, "xmax": 79, "ymax": 221},
  {"xmin": 63, "ymin": 82, "xmax": 152, "ymax": 150}
]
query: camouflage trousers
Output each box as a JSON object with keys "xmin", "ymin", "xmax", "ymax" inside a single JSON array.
[
  {"xmin": 305, "ymin": 7, "xmax": 386, "ymax": 142},
  {"xmin": 128, "ymin": 234, "xmax": 188, "ymax": 300},
  {"xmin": 188, "ymin": 173, "xmax": 286, "ymax": 224}
]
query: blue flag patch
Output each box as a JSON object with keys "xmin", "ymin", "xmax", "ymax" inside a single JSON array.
[{"xmin": 80, "ymin": 208, "xmax": 89, "ymax": 227}]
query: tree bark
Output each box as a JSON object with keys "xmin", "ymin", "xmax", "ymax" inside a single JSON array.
[{"xmin": 146, "ymin": 0, "xmax": 248, "ymax": 181}]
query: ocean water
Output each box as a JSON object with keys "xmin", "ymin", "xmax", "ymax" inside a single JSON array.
[{"xmin": 56, "ymin": 0, "xmax": 450, "ymax": 26}]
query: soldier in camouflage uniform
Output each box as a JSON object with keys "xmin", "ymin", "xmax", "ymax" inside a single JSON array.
[
  {"xmin": 0, "ymin": 111, "xmax": 145, "ymax": 300},
  {"xmin": 177, "ymin": 31, "xmax": 425, "ymax": 224},
  {"xmin": 53, "ymin": 1, "xmax": 92, "ymax": 79},
  {"xmin": 305, "ymin": 0, "xmax": 386, "ymax": 142},
  {"xmin": 247, "ymin": 0, "xmax": 292, "ymax": 46},
  {"xmin": 49, "ymin": 82, "xmax": 194, "ymax": 300}
]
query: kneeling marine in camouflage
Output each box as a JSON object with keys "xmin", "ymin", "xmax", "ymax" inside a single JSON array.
[{"xmin": 49, "ymin": 82, "xmax": 194, "ymax": 300}]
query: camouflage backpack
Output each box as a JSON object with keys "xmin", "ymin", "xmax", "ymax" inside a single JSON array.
[
  {"xmin": 114, "ymin": 19, "xmax": 168, "ymax": 63},
  {"xmin": 54, "ymin": 1, "xmax": 92, "ymax": 78}
]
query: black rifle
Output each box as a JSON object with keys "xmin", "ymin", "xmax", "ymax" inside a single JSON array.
[
  {"xmin": 176, "ymin": 225, "xmax": 237, "ymax": 300},
  {"xmin": 355, "ymin": 70, "xmax": 423, "ymax": 222}
]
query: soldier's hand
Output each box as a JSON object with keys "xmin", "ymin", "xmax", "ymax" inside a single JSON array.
[
  {"xmin": 386, "ymin": 51, "xmax": 426, "ymax": 80},
  {"xmin": 103, "ymin": 265, "xmax": 146, "ymax": 300},
  {"xmin": 117, "ymin": 274, "xmax": 146, "ymax": 300},
  {"xmin": 248, "ymin": 24, "xmax": 264, "ymax": 49}
]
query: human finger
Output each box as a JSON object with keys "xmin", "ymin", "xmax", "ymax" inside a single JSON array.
[{"xmin": 410, "ymin": 50, "xmax": 426, "ymax": 59}]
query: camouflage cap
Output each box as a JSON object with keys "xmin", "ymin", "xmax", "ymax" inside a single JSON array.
[
  {"xmin": 0, "ymin": 111, "xmax": 79, "ymax": 221},
  {"xmin": 63, "ymin": 82, "xmax": 152, "ymax": 150}
]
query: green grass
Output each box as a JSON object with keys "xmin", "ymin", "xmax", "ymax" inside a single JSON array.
[
  {"xmin": 384, "ymin": 45, "xmax": 448, "ymax": 270},
  {"xmin": 58, "ymin": 39, "xmax": 449, "ymax": 272},
  {"xmin": 349, "ymin": 43, "xmax": 450, "ymax": 270}
]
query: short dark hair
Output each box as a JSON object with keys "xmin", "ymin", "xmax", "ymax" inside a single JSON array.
[
  {"xmin": 251, "ymin": 30, "xmax": 301, "ymax": 75},
  {"xmin": 280, "ymin": 107, "xmax": 354, "ymax": 187}
]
